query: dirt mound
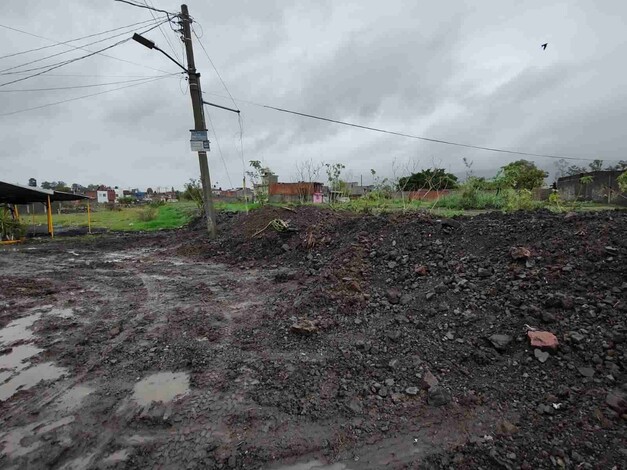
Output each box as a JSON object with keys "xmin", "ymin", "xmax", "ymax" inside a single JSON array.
[{"xmin": 185, "ymin": 207, "xmax": 627, "ymax": 467}]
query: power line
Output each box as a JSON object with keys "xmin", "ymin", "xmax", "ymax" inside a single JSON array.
[
  {"xmin": 0, "ymin": 20, "xmax": 171, "ymax": 74},
  {"xmin": 0, "ymin": 21, "xmax": 169, "ymax": 88},
  {"xmin": 0, "ymin": 74, "xmax": 180, "ymax": 92},
  {"xmin": 0, "ymin": 75, "xmax": 172, "ymax": 117},
  {"xmin": 192, "ymin": 27, "xmax": 238, "ymax": 111},
  {"xmin": 203, "ymin": 91, "xmax": 598, "ymax": 162},
  {"xmin": 0, "ymin": 18, "xmax": 162, "ymax": 61},
  {"xmin": 0, "ymin": 19, "xmax": 169, "ymax": 75},
  {"xmin": 113, "ymin": 0, "xmax": 176, "ymax": 16},
  {"xmin": 205, "ymin": 110, "xmax": 234, "ymax": 189},
  {"xmin": 144, "ymin": 0, "xmax": 180, "ymax": 63}
]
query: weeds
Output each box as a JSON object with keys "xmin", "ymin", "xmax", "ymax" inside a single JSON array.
[{"xmin": 137, "ymin": 206, "xmax": 158, "ymax": 222}]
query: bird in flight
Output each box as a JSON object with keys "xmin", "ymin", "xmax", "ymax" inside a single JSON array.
[{"xmin": 541, "ymin": 43, "xmax": 548, "ymax": 50}]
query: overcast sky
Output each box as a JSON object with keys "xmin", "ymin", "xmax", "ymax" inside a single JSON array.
[{"xmin": 1, "ymin": 0, "xmax": 626, "ymax": 190}]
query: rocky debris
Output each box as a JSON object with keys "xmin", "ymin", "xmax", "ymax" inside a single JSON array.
[
  {"xmin": 428, "ymin": 387, "xmax": 451, "ymax": 406},
  {"xmin": 605, "ymin": 389, "xmax": 626, "ymax": 414},
  {"xmin": 496, "ymin": 419, "xmax": 519, "ymax": 436},
  {"xmin": 577, "ymin": 367, "xmax": 595, "ymax": 378},
  {"xmin": 509, "ymin": 246, "xmax": 531, "ymax": 261},
  {"xmin": 386, "ymin": 289, "xmax": 401, "ymax": 304},
  {"xmin": 527, "ymin": 331, "xmax": 559, "ymax": 350},
  {"xmin": 405, "ymin": 387, "xmax": 419, "ymax": 396},
  {"xmin": 421, "ymin": 371, "xmax": 439, "ymax": 390},
  {"xmin": 488, "ymin": 334, "xmax": 513, "ymax": 351},
  {"xmin": 290, "ymin": 318, "xmax": 318, "ymax": 335}
]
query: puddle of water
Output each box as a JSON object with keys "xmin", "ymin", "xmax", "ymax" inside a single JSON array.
[
  {"xmin": 0, "ymin": 363, "xmax": 67, "ymax": 401},
  {"xmin": 0, "ymin": 313, "xmax": 41, "ymax": 345},
  {"xmin": 36, "ymin": 416, "xmax": 75, "ymax": 434},
  {"xmin": 0, "ymin": 416, "xmax": 75, "ymax": 459},
  {"xmin": 102, "ymin": 449, "xmax": 130, "ymax": 464},
  {"xmin": 53, "ymin": 385, "xmax": 94, "ymax": 413},
  {"xmin": 48, "ymin": 308, "xmax": 74, "ymax": 319},
  {"xmin": 0, "ymin": 344, "xmax": 43, "ymax": 371},
  {"xmin": 273, "ymin": 461, "xmax": 348, "ymax": 470},
  {"xmin": 132, "ymin": 372, "xmax": 190, "ymax": 406},
  {"xmin": 58, "ymin": 453, "xmax": 94, "ymax": 470}
]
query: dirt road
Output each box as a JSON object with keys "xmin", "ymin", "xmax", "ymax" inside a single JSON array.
[{"xmin": 1, "ymin": 208, "xmax": 625, "ymax": 469}]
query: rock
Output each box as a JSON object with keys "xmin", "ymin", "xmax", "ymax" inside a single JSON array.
[
  {"xmin": 578, "ymin": 367, "xmax": 595, "ymax": 378},
  {"xmin": 384, "ymin": 378, "xmax": 395, "ymax": 387},
  {"xmin": 488, "ymin": 334, "xmax": 513, "ymax": 351},
  {"xmin": 388, "ymin": 359, "xmax": 399, "ymax": 369},
  {"xmin": 378, "ymin": 387, "xmax": 388, "ymax": 398},
  {"xmin": 606, "ymin": 389, "xmax": 627, "ymax": 414},
  {"xmin": 427, "ymin": 387, "xmax": 451, "ymax": 406},
  {"xmin": 510, "ymin": 246, "xmax": 531, "ymax": 260},
  {"xmin": 348, "ymin": 399, "xmax": 363, "ymax": 414},
  {"xmin": 434, "ymin": 283, "xmax": 447, "ymax": 294},
  {"xmin": 290, "ymin": 319, "xmax": 318, "ymax": 335},
  {"xmin": 386, "ymin": 289, "xmax": 401, "ymax": 304},
  {"xmin": 425, "ymin": 292, "xmax": 435, "ymax": 301},
  {"xmin": 281, "ymin": 243, "xmax": 290, "ymax": 252},
  {"xmin": 528, "ymin": 331, "xmax": 559, "ymax": 350},
  {"xmin": 414, "ymin": 265, "xmax": 428, "ymax": 276},
  {"xmin": 564, "ymin": 212, "xmax": 577, "ymax": 220},
  {"xmin": 477, "ymin": 268, "xmax": 492, "ymax": 278},
  {"xmin": 387, "ymin": 261, "xmax": 398, "ymax": 269},
  {"xmin": 421, "ymin": 371, "xmax": 439, "ymax": 389},
  {"xmin": 534, "ymin": 349, "xmax": 550, "ymax": 363},
  {"xmin": 405, "ymin": 387, "xmax": 419, "ymax": 396},
  {"xmin": 400, "ymin": 294, "xmax": 413, "ymax": 305},
  {"xmin": 567, "ymin": 331, "xmax": 585, "ymax": 343},
  {"xmin": 541, "ymin": 312, "xmax": 556, "ymax": 324},
  {"xmin": 0, "ymin": 347, "xmax": 13, "ymax": 356},
  {"xmin": 496, "ymin": 419, "xmax": 519, "ymax": 435}
]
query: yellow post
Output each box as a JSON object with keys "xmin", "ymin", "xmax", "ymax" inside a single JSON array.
[
  {"xmin": 47, "ymin": 195, "xmax": 54, "ymax": 238},
  {"xmin": 87, "ymin": 201, "xmax": 92, "ymax": 234},
  {"xmin": 14, "ymin": 205, "xmax": 19, "ymax": 219}
]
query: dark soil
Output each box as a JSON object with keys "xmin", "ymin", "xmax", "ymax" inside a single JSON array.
[{"xmin": 0, "ymin": 207, "xmax": 625, "ymax": 469}]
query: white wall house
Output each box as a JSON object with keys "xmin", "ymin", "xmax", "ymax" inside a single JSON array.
[{"xmin": 97, "ymin": 191, "xmax": 108, "ymax": 203}]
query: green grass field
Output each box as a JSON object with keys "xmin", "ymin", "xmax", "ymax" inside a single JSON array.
[
  {"xmin": 27, "ymin": 202, "xmax": 199, "ymax": 232},
  {"xmin": 24, "ymin": 196, "xmax": 623, "ymax": 233}
]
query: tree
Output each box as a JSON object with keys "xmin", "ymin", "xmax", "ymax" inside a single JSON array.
[
  {"xmin": 41, "ymin": 181, "xmax": 53, "ymax": 189},
  {"xmin": 606, "ymin": 160, "xmax": 627, "ymax": 171},
  {"xmin": 501, "ymin": 160, "xmax": 548, "ymax": 190},
  {"xmin": 294, "ymin": 158, "xmax": 324, "ymax": 203},
  {"xmin": 325, "ymin": 163, "xmax": 346, "ymax": 192},
  {"xmin": 617, "ymin": 171, "xmax": 627, "ymax": 193},
  {"xmin": 397, "ymin": 169, "xmax": 458, "ymax": 191},
  {"xmin": 589, "ymin": 159, "xmax": 604, "ymax": 172},
  {"xmin": 246, "ymin": 160, "xmax": 274, "ymax": 204},
  {"xmin": 182, "ymin": 179, "xmax": 203, "ymax": 209}
]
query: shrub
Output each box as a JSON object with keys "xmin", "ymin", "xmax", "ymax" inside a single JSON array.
[
  {"xmin": 137, "ymin": 206, "xmax": 158, "ymax": 222},
  {"xmin": 0, "ymin": 207, "xmax": 26, "ymax": 240},
  {"xmin": 618, "ymin": 171, "xmax": 627, "ymax": 193},
  {"xmin": 504, "ymin": 189, "xmax": 538, "ymax": 212}
]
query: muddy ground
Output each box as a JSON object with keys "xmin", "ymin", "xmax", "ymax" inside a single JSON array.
[{"xmin": 0, "ymin": 207, "xmax": 625, "ymax": 469}]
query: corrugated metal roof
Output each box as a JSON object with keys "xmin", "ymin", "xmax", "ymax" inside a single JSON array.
[{"xmin": 0, "ymin": 181, "xmax": 90, "ymax": 204}]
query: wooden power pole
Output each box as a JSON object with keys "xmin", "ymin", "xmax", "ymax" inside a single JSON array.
[{"xmin": 180, "ymin": 4, "xmax": 216, "ymax": 238}]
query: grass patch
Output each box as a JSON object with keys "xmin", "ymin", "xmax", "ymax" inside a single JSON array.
[{"xmin": 28, "ymin": 202, "xmax": 199, "ymax": 232}]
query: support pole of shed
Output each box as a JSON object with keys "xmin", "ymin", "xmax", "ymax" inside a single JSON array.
[
  {"xmin": 47, "ymin": 195, "xmax": 54, "ymax": 238},
  {"xmin": 87, "ymin": 201, "xmax": 92, "ymax": 234}
]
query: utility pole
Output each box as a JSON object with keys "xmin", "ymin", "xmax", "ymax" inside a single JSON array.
[{"xmin": 180, "ymin": 4, "xmax": 216, "ymax": 238}]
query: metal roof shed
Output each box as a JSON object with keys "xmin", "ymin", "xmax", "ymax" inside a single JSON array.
[{"xmin": 0, "ymin": 181, "xmax": 91, "ymax": 238}]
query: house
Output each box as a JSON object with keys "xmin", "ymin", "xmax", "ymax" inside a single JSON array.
[
  {"xmin": 557, "ymin": 170, "xmax": 626, "ymax": 206},
  {"xmin": 96, "ymin": 190, "xmax": 109, "ymax": 204},
  {"xmin": 268, "ymin": 182, "xmax": 324, "ymax": 203}
]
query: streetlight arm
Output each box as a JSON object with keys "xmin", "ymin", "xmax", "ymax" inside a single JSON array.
[
  {"xmin": 153, "ymin": 45, "xmax": 188, "ymax": 73},
  {"xmin": 132, "ymin": 33, "xmax": 188, "ymax": 73}
]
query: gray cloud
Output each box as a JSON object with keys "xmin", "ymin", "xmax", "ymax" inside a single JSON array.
[{"xmin": 1, "ymin": 0, "xmax": 626, "ymax": 190}]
